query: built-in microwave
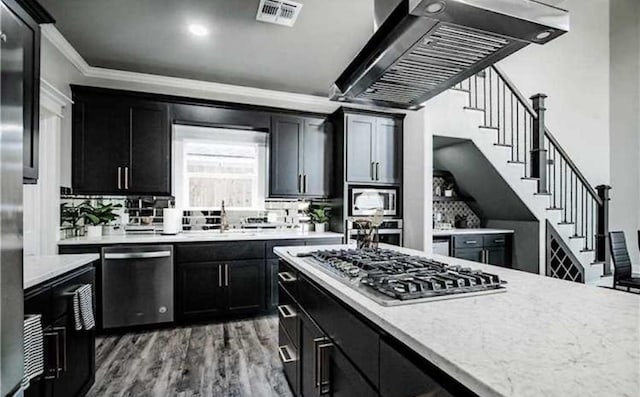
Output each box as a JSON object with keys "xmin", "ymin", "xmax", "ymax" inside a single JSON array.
[{"xmin": 349, "ymin": 187, "xmax": 398, "ymax": 217}]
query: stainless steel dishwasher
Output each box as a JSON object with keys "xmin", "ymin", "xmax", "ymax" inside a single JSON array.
[{"xmin": 101, "ymin": 245, "xmax": 174, "ymax": 329}]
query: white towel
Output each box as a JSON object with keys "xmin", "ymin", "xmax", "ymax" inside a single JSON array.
[
  {"xmin": 22, "ymin": 314, "xmax": 44, "ymax": 390},
  {"xmin": 73, "ymin": 284, "xmax": 95, "ymax": 331}
]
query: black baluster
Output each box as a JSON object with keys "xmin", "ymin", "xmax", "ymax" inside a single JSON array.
[
  {"xmin": 510, "ymin": 93, "xmax": 514, "ymax": 160},
  {"xmin": 489, "ymin": 67, "xmax": 493, "ymax": 127}
]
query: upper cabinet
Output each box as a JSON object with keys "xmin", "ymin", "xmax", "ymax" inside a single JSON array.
[
  {"xmin": 2, "ymin": 0, "xmax": 54, "ymax": 184},
  {"xmin": 270, "ymin": 114, "xmax": 333, "ymax": 198},
  {"xmin": 71, "ymin": 87, "xmax": 171, "ymax": 196},
  {"xmin": 340, "ymin": 109, "xmax": 403, "ymax": 185}
]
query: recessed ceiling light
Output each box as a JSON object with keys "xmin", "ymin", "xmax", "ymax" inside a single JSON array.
[
  {"xmin": 425, "ymin": 2, "xmax": 445, "ymax": 14},
  {"xmin": 188, "ymin": 24, "xmax": 209, "ymax": 37},
  {"xmin": 536, "ymin": 30, "xmax": 553, "ymax": 40}
]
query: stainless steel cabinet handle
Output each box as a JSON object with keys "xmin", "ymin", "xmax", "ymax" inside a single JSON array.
[
  {"xmin": 43, "ymin": 328, "xmax": 63, "ymax": 379},
  {"xmin": 318, "ymin": 340, "xmax": 333, "ymax": 395},
  {"xmin": 225, "ymin": 264, "xmax": 229, "ymax": 286},
  {"xmin": 314, "ymin": 337, "xmax": 333, "ymax": 393},
  {"xmin": 117, "ymin": 167, "xmax": 122, "ymax": 189},
  {"xmin": 277, "ymin": 304, "xmax": 296, "ymax": 319},
  {"xmin": 124, "ymin": 166, "xmax": 129, "ymax": 189},
  {"xmin": 218, "ymin": 265, "xmax": 222, "ymax": 287},
  {"xmin": 278, "ymin": 345, "xmax": 296, "ymax": 363},
  {"xmin": 375, "ymin": 162, "xmax": 380, "ymax": 181},
  {"xmin": 465, "ymin": 240, "xmax": 478, "ymax": 245},
  {"xmin": 303, "ymin": 174, "xmax": 308, "ymax": 193},
  {"xmin": 54, "ymin": 327, "xmax": 67, "ymax": 372},
  {"xmin": 104, "ymin": 251, "xmax": 172, "ymax": 260},
  {"xmin": 278, "ymin": 272, "xmax": 296, "ymax": 282},
  {"xmin": 370, "ymin": 162, "xmax": 375, "ymax": 180},
  {"xmin": 298, "ymin": 174, "xmax": 302, "ymax": 193},
  {"xmin": 494, "ymin": 239, "xmax": 505, "ymax": 244}
]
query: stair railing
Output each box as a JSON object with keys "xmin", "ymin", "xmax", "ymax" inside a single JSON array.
[{"xmin": 453, "ymin": 65, "xmax": 611, "ymax": 274}]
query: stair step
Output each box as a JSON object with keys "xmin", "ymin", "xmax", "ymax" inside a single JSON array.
[
  {"xmin": 557, "ymin": 221, "xmax": 575, "ymax": 225},
  {"xmin": 522, "ymin": 177, "xmax": 539, "ymax": 180},
  {"xmin": 507, "ymin": 160, "xmax": 525, "ymax": 165},
  {"xmin": 534, "ymin": 192, "xmax": 552, "ymax": 196},
  {"xmin": 479, "ymin": 125, "xmax": 499, "ymax": 130},
  {"xmin": 494, "ymin": 143, "xmax": 512, "ymax": 148},
  {"xmin": 546, "ymin": 207, "xmax": 563, "ymax": 210},
  {"xmin": 568, "ymin": 235, "xmax": 586, "ymax": 239},
  {"xmin": 450, "ymin": 87, "xmax": 470, "ymax": 93},
  {"xmin": 580, "ymin": 248, "xmax": 595, "ymax": 253},
  {"xmin": 463, "ymin": 106, "xmax": 485, "ymax": 112}
]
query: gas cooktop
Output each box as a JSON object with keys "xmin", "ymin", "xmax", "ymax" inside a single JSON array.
[{"xmin": 298, "ymin": 248, "xmax": 506, "ymax": 306}]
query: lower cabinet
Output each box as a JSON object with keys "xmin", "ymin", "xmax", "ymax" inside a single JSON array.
[
  {"xmin": 24, "ymin": 266, "xmax": 96, "ymax": 397},
  {"xmin": 452, "ymin": 234, "xmax": 511, "ymax": 267},
  {"xmin": 177, "ymin": 259, "xmax": 265, "ymax": 321},
  {"xmin": 279, "ymin": 261, "xmax": 474, "ymax": 397}
]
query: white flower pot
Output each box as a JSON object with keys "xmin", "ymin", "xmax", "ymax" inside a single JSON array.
[
  {"xmin": 315, "ymin": 223, "xmax": 326, "ymax": 233},
  {"xmin": 86, "ymin": 225, "xmax": 103, "ymax": 239}
]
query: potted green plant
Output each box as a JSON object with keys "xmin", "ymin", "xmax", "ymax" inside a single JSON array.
[
  {"xmin": 82, "ymin": 202, "xmax": 121, "ymax": 238},
  {"xmin": 308, "ymin": 205, "xmax": 331, "ymax": 233},
  {"xmin": 60, "ymin": 201, "xmax": 92, "ymax": 238}
]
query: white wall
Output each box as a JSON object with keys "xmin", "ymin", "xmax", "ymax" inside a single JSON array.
[
  {"xmin": 610, "ymin": 0, "xmax": 640, "ymax": 268},
  {"xmin": 498, "ymin": 0, "xmax": 611, "ymax": 187},
  {"xmin": 402, "ymin": 109, "xmax": 430, "ymax": 251}
]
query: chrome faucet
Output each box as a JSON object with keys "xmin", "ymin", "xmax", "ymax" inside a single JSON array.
[{"xmin": 220, "ymin": 200, "xmax": 230, "ymax": 233}]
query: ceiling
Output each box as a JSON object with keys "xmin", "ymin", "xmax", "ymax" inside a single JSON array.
[{"xmin": 39, "ymin": 0, "xmax": 375, "ymax": 96}]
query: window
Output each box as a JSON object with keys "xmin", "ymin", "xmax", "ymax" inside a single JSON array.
[{"xmin": 173, "ymin": 126, "xmax": 268, "ymax": 210}]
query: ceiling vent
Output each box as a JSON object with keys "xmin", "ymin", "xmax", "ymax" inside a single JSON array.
[{"xmin": 256, "ymin": 0, "xmax": 303, "ymax": 27}]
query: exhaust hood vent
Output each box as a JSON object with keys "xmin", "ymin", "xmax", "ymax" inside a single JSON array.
[
  {"xmin": 256, "ymin": 0, "xmax": 303, "ymax": 27},
  {"xmin": 331, "ymin": 0, "xmax": 569, "ymax": 110}
]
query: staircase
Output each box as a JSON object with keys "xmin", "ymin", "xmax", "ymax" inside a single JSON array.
[{"xmin": 427, "ymin": 65, "xmax": 610, "ymax": 284}]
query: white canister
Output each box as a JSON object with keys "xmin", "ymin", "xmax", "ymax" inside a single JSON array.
[{"xmin": 163, "ymin": 208, "xmax": 182, "ymax": 234}]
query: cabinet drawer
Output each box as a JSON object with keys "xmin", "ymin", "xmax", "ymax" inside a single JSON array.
[
  {"xmin": 25, "ymin": 286, "xmax": 52, "ymax": 327},
  {"xmin": 175, "ymin": 241, "xmax": 265, "ymax": 262},
  {"xmin": 266, "ymin": 239, "xmax": 306, "ymax": 259},
  {"xmin": 453, "ymin": 247, "xmax": 483, "ymax": 263},
  {"xmin": 279, "ymin": 323, "xmax": 299, "ymax": 394},
  {"xmin": 278, "ymin": 285, "xmax": 298, "ymax": 347},
  {"xmin": 297, "ymin": 275, "xmax": 379, "ymax": 388},
  {"xmin": 51, "ymin": 266, "xmax": 96, "ymax": 322},
  {"xmin": 278, "ymin": 260, "xmax": 299, "ymax": 300},
  {"xmin": 305, "ymin": 238, "xmax": 343, "ymax": 246},
  {"xmin": 453, "ymin": 235, "xmax": 483, "ymax": 249},
  {"xmin": 483, "ymin": 234, "xmax": 507, "ymax": 248}
]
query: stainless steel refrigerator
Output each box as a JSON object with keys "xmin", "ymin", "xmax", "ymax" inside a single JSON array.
[{"xmin": 1, "ymin": 1, "xmax": 25, "ymax": 395}]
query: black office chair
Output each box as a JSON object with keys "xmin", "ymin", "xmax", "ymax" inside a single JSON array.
[{"xmin": 609, "ymin": 231, "xmax": 640, "ymax": 292}]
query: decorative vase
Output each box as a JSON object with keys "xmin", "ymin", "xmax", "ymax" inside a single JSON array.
[
  {"xmin": 315, "ymin": 223, "xmax": 326, "ymax": 233},
  {"xmin": 86, "ymin": 225, "xmax": 103, "ymax": 239}
]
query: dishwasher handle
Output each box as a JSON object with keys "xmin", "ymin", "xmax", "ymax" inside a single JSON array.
[{"xmin": 104, "ymin": 251, "xmax": 172, "ymax": 260}]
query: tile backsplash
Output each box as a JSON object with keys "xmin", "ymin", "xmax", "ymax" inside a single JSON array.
[{"xmin": 60, "ymin": 194, "xmax": 314, "ymax": 236}]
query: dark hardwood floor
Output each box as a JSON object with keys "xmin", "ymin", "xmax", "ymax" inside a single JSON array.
[{"xmin": 87, "ymin": 315, "xmax": 293, "ymax": 397}]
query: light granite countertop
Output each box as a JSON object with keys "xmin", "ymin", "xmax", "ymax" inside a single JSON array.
[
  {"xmin": 24, "ymin": 254, "xmax": 100, "ymax": 289},
  {"xmin": 274, "ymin": 244, "xmax": 640, "ymax": 397},
  {"xmin": 58, "ymin": 230, "xmax": 344, "ymax": 246},
  {"xmin": 433, "ymin": 228, "xmax": 514, "ymax": 236}
]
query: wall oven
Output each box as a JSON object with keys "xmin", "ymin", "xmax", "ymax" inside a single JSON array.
[
  {"xmin": 349, "ymin": 187, "xmax": 398, "ymax": 217},
  {"xmin": 346, "ymin": 219, "xmax": 403, "ymax": 247}
]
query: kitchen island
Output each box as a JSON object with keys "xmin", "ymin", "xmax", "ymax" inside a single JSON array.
[{"xmin": 274, "ymin": 244, "xmax": 640, "ymax": 397}]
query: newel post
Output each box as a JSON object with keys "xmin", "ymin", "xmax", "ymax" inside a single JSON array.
[
  {"xmin": 595, "ymin": 185, "xmax": 612, "ymax": 276},
  {"xmin": 530, "ymin": 94, "xmax": 548, "ymax": 194}
]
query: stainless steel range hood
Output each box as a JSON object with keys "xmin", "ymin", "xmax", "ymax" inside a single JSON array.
[{"xmin": 330, "ymin": 0, "xmax": 569, "ymax": 110}]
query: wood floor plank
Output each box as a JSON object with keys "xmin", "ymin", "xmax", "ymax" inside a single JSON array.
[{"xmin": 87, "ymin": 315, "xmax": 293, "ymax": 397}]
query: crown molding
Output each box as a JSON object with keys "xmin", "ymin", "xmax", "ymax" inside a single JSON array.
[{"xmin": 40, "ymin": 25, "xmax": 345, "ymax": 112}]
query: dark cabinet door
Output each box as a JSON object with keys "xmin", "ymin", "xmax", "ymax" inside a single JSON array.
[
  {"xmin": 345, "ymin": 115, "xmax": 375, "ymax": 183},
  {"xmin": 379, "ymin": 339, "xmax": 454, "ymax": 397},
  {"xmin": 267, "ymin": 259, "xmax": 279, "ymax": 311},
  {"xmin": 301, "ymin": 118, "xmax": 331, "ymax": 197},
  {"xmin": 327, "ymin": 345, "xmax": 377, "ymax": 397},
  {"xmin": 453, "ymin": 247, "xmax": 484, "ymax": 262},
  {"xmin": 2, "ymin": 0, "xmax": 40, "ymax": 183},
  {"xmin": 177, "ymin": 262, "xmax": 225, "ymax": 319},
  {"xmin": 50, "ymin": 315, "xmax": 95, "ymax": 397},
  {"xmin": 226, "ymin": 259, "xmax": 265, "ymax": 313},
  {"xmin": 270, "ymin": 115, "xmax": 303, "ymax": 196},
  {"xmin": 128, "ymin": 101, "xmax": 171, "ymax": 195},
  {"xmin": 486, "ymin": 247, "xmax": 508, "ymax": 267},
  {"xmin": 374, "ymin": 117, "xmax": 401, "ymax": 184},
  {"xmin": 72, "ymin": 99, "xmax": 129, "ymax": 194},
  {"xmin": 300, "ymin": 314, "xmax": 325, "ymax": 397}
]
